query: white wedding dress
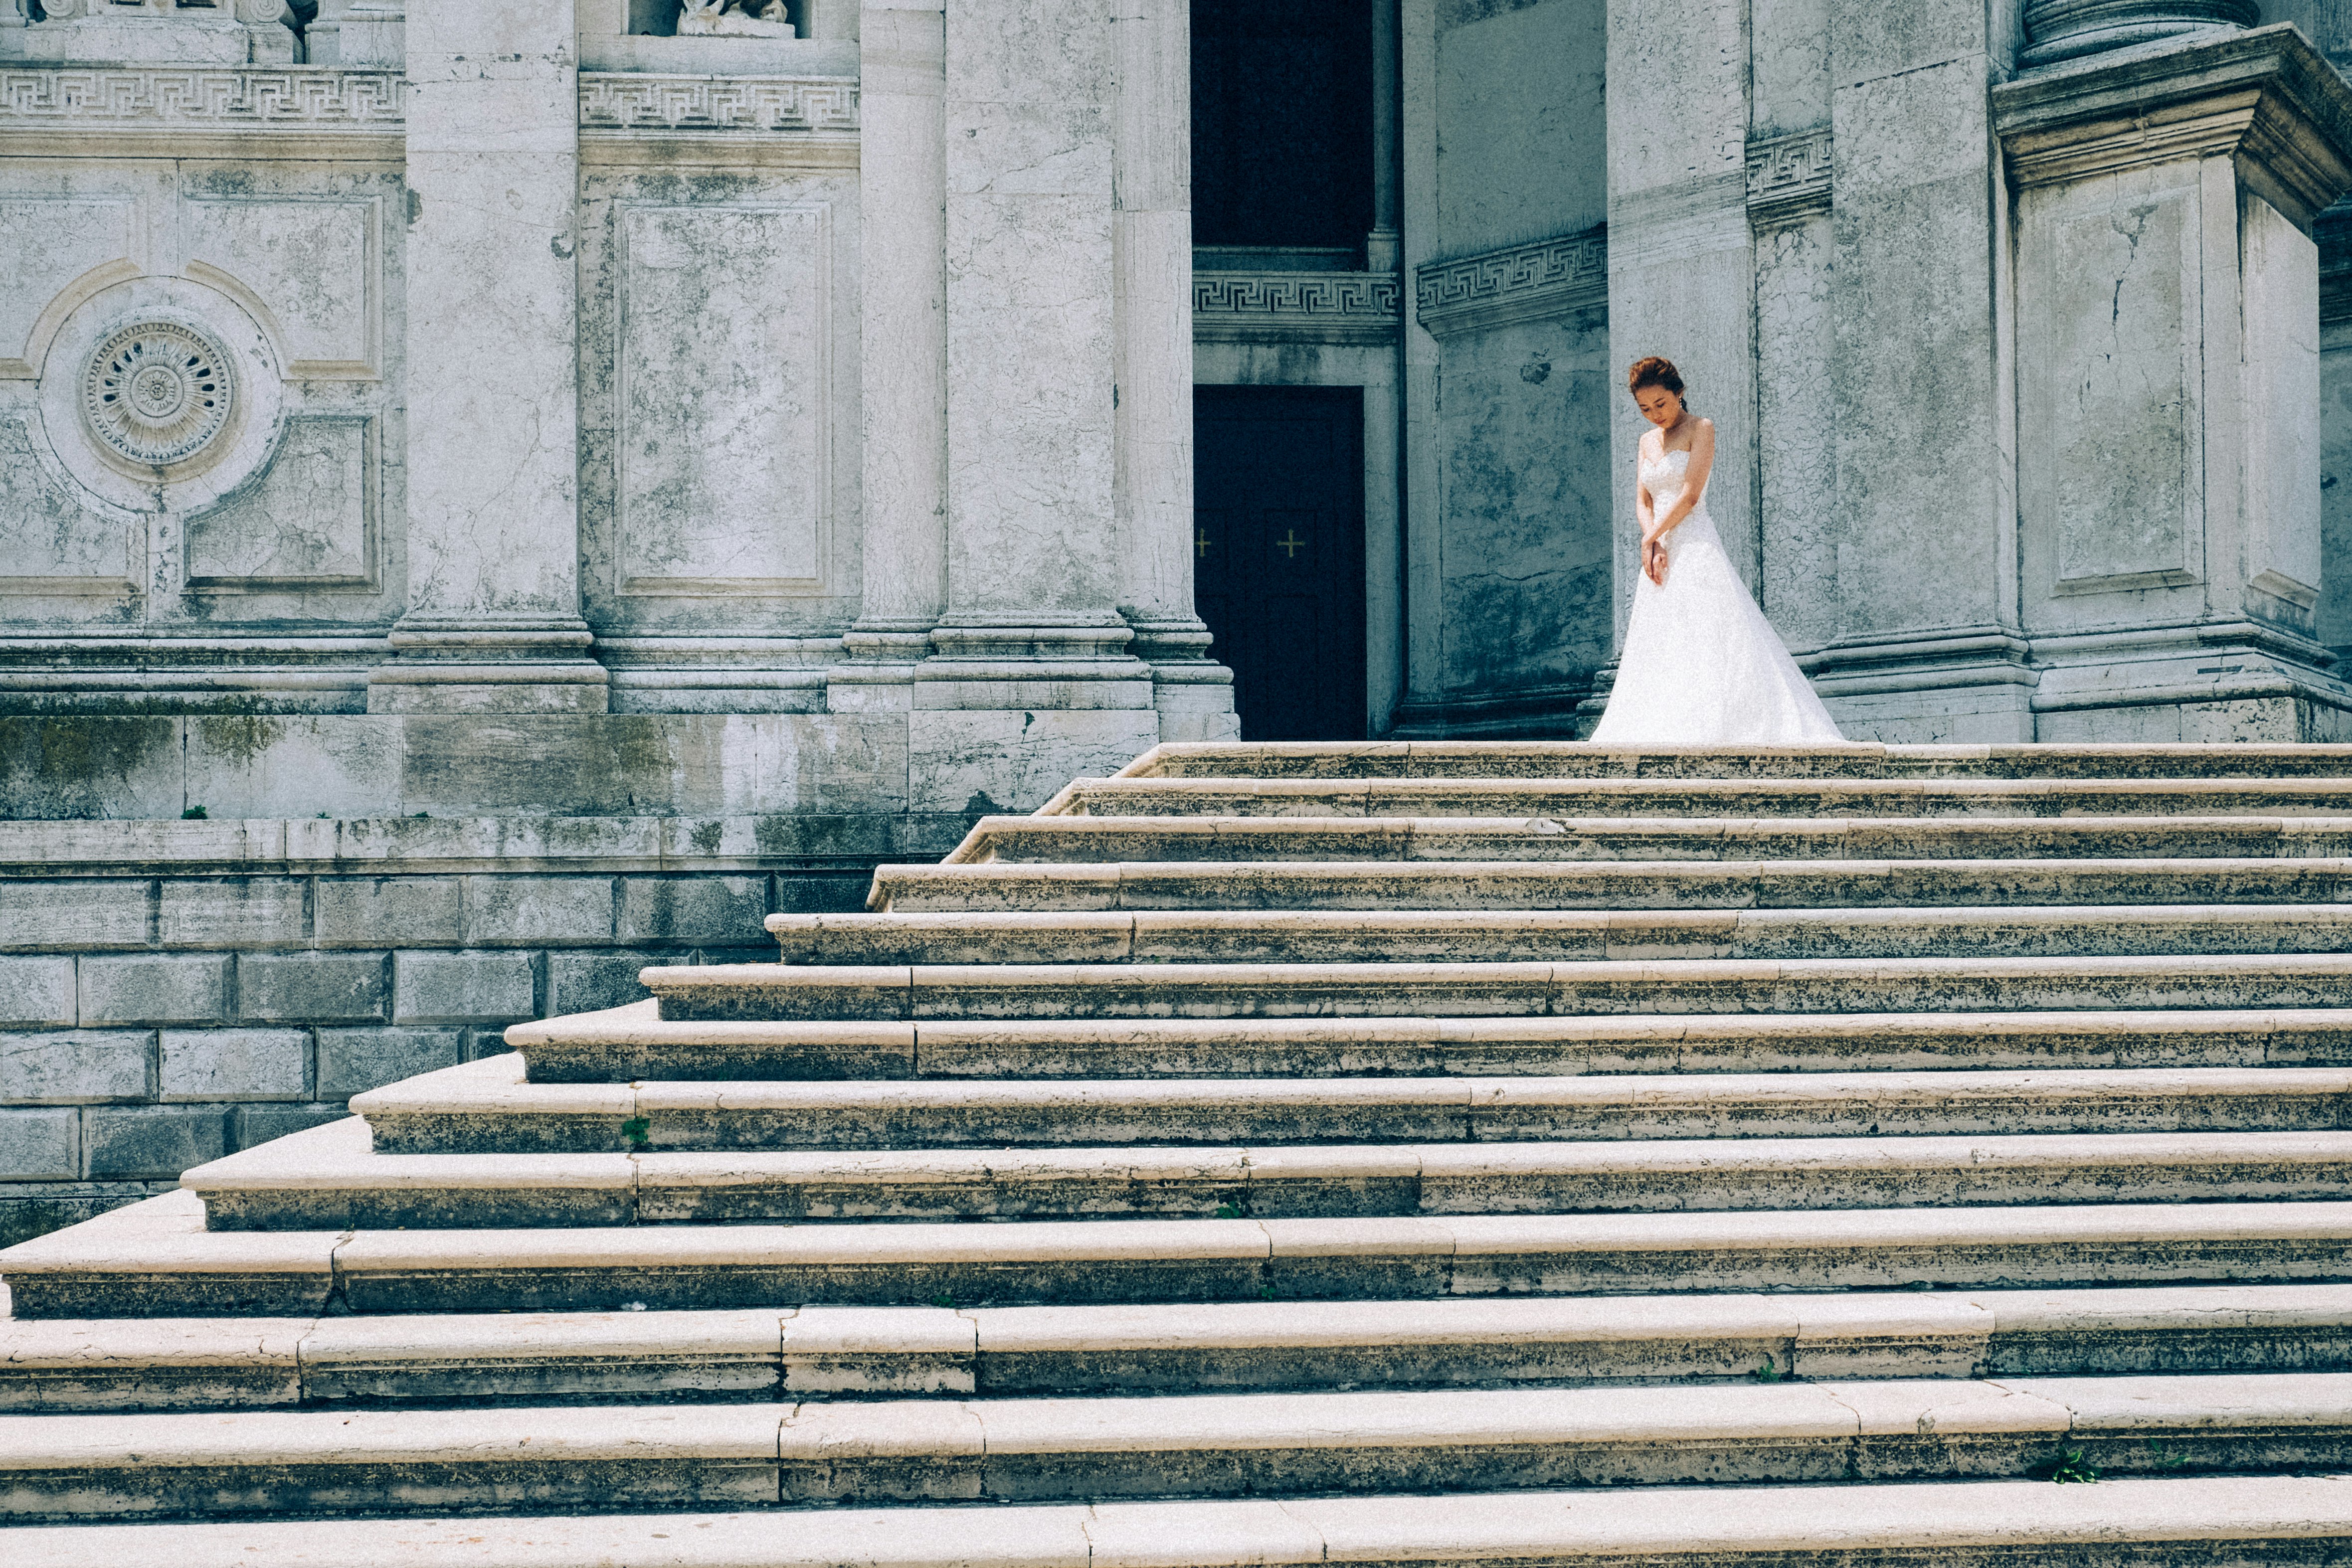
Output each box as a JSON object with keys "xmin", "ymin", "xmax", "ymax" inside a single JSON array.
[{"xmin": 1587, "ymin": 445, "xmax": 1844, "ymax": 745}]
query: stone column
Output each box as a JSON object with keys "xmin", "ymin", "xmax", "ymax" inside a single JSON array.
[
  {"xmin": 1602, "ymin": 0, "xmax": 1757, "ymax": 651},
  {"xmin": 1366, "ymin": 0, "xmax": 1401, "ymax": 274},
  {"xmin": 831, "ymin": 0, "xmax": 949, "ymax": 714},
  {"xmin": 1800, "ymin": 0, "xmax": 2030, "ymax": 741},
  {"xmin": 1996, "ymin": 23, "xmax": 2352, "ymax": 740},
  {"xmin": 910, "ymin": 0, "xmax": 1157, "ymax": 811},
  {"xmin": 368, "ymin": 0, "xmax": 604, "ymax": 713},
  {"xmin": 2019, "ymin": 0, "xmax": 2255, "ymax": 66},
  {"xmin": 1113, "ymin": 0, "xmax": 1234, "ymax": 742},
  {"xmin": 1397, "ymin": 0, "xmax": 1443, "ymax": 718}
]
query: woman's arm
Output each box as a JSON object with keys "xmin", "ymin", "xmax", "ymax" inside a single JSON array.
[{"xmin": 1640, "ymin": 420, "xmax": 1715, "ymax": 545}]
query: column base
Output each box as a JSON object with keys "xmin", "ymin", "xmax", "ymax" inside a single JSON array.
[
  {"xmin": 2028, "ymin": 621, "xmax": 2352, "ymax": 742},
  {"xmin": 1123, "ymin": 615, "xmax": 1240, "ymax": 742},
  {"xmin": 913, "ymin": 625, "xmax": 1158, "ymax": 711},
  {"xmin": 825, "ymin": 628, "xmax": 933, "ymax": 715},
  {"xmin": 1808, "ymin": 629, "xmax": 2039, "ymax": 744},
  {"xmin": 367, "ymin": 620, "xmax": 610, "ymax": 715},
  {"xmin": 905, "ymin": 624, "xmax": 1163, "ymax": 814}
]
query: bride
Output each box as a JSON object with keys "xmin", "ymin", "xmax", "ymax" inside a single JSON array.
[{"xmin": 1587, "ymin": 356, "xmax": 1844, "ymax": 745}]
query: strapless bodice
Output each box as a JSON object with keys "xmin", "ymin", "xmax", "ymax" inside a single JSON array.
[
  {"xmin": 1640, "ymin": 445, "xmax": 1700, "ymax": 505},
  {"xmin": 1639, "ymin": 445, "xmax": 1712, "ymax": 532}
]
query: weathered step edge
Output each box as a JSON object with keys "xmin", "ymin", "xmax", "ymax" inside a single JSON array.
[
  {"xmin": 13, "ymin": 1474, "xmax": 2352, "ymax": 1568},
  {"xmin": 179, "ymin": 1118, "xmax": 2352, "ymax": 1231},
  {"xmin": 12, "ymin": 1190, "xmax": 2352, "ymax": 1319},
  {"xmin": 5, "ymin": 1374, "xmax": 2352, "ymax": 1520},
  {"xmin": 500, "ymin": 1002, "xmax": 2352, "ymax": 1083},
  {"xmin": 15, "ymin": 1284, "xmax": 2352, "ymax": 1411},
  {"xmin": 354, "ymin": 1054, "xmax": 2352, "ymax": 1154}
]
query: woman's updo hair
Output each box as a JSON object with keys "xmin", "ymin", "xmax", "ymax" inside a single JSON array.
[{"xmin": 1628, "ymin": 355, "xmax": 1688, "ymax": 406}]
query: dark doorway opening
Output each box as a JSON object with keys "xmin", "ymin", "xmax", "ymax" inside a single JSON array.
[
  {"xmin": 1195, "ymin": 386, "xmax": 1368, "ymax": 741},
  {"xmin": 1190, "ymin": 0, "xmax": 1373, "ymax": 253}
]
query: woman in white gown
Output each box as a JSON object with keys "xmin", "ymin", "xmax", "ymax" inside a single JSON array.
[{"xmin": 1587, "ymin": 356, "xmax": 1844, "ymax": 745}]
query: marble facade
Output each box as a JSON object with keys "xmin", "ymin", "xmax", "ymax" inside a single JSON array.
[{"xmin": 6, "ymin": 0, "xmax": 2352, "ymax": 773}]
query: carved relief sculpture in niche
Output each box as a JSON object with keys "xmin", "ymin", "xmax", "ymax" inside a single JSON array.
[
  {"xmin": 80, "ymin": 319, "xmax": 236, "ymax": 472},
  {"xmin": 675, "ymin": 0, "xmax": 793, "ymax": 36}
]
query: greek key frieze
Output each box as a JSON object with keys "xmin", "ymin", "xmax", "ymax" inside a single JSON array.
[
  {"xmin": 577, "ymin": 74, "xmax": 860, "ymax": 133},
  {"xmin": 1192, "ymin": 271, "xmax": 1403, "ymax": 344},
  {"xmin": 1412, "ymin": 227, "xmax": 1607, "ymax": 337},
  {"xmin": 1746, "ymin": 129, "xmax": 1833, "ymax": 224},
  {"xmin": 0, "ymin": 66, "xmax": 402, "ymax": 128}
]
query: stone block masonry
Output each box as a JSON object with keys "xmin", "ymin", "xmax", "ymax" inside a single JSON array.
[{"xmin": 0, "ymin": 817, "xmax": 878, "ymax": 1248}]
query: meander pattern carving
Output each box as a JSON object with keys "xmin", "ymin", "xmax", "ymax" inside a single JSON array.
[
  {"xmin": 577, "ymin": 74, "xmax": 860, "ymax": 133},
  {"xmin": 1412, "ymin": 228, "xmax": 1609, "ymax": 336},
  {"xmin": 1192, "ymin": 273, "xmax": 1402, "ymax": 321},
  {"xmin": 1745, "ymin": 129, "xmax": 1834, "ymax": 220},
  {"xmin": 0, "ymin": 67, "xmax": 401, "ymax": 126}
]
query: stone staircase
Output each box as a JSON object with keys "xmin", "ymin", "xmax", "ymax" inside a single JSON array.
[{"xmin": 9, "ymin": 740, "xmax": 2352, "ymax": 1564}]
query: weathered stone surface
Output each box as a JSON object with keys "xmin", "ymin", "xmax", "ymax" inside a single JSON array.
[
  {"xmin": 314, "ymin": 1028, "xmax": 462, "ymax": 1100},
  {"xmin": 0, "ymin": 961, "xmax": 77, "ymax": 1029},
  {"xmin": 75, "ymin": 957, "xmax": 227, "ymax": 1027},
  {"xmin": 158, "ymin": 1030, "xmax": 307, "ymax": 1103},
  {"xmin": 391, "ymin": 952, "xmax": 537, "ymax": 1025},
  {"xmin": 235, "ymin": 954, "xmax": 388, "ymax": 1024},
  {"xmin": 79, "ymin": 1108, "xmax": 226, "ymax": 1182}
]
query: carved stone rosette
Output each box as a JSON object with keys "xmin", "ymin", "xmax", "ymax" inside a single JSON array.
[
  {"xmin": 2021, "ymin": 0, "xmax": 2260, "ymax": 67},
  {"xmin": 79, "ymin": 319, "xmax": 237, "ymax": 472}
]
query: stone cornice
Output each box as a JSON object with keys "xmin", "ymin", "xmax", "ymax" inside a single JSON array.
[
  {"xmin": 1411, "ymin": 225, "xmax": 1607, "ymax": 340},
  {"xmin": 1192, "ymin": 271, "xmax": 1402, "ymax": 346},
  {"xmin": 1994, "ymin": 23, "xmax": 2352, "ymax": 231},
  {"xmin": 1746, "ymin": 128, "xmax": 1832, "ymax": 226}
]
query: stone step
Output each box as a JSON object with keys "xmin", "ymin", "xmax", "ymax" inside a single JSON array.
[
  {"xmin": 504, "ymin": 1001, "xmax": 2352, "ymax": 1082},
  {"xmin": 16, "ymin": 1284, "xmax": 2352, "ymax": 1412},
  {"xmin": 11, "ymin": 1476, "xmax": 2352, "ymax": 1568},
  {"xmin": 868, "ymin": 855, "xmax": 2352, "ymax": 913},
  {"xmin": 639, "ymin": 954, "xmax": 2352, "ymax": 1024},
  {"xmin": 950, "ymin": 813, "xmax": 2352, "ymax": 866},
  {"xmin": 766, "ymin": 904, "xmax": 2352, "ymax": 967},
  {"xmin": 180, "ymin": 1118, "xmax": 2352, "ymax": 1231},
  {"xmin": 356, "ymin": 1054, "xmax": 2352, "ymax": 1154},
  {"xmin": 12, "ymin": 1189, "xmax": 2352, "ymax": 1319},
  {"xmin": 1051, "ymin": 776, "xmax": 2352, "ymax": 820},
  {"xmin": 1123, "ymin": 740, "xmax": 2352, "ymax": 780},
  {"xmin": 3, "ymin": 1373, "xmax": 2349, "ymax": 1519}
]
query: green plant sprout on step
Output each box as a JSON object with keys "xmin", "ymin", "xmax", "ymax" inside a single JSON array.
[{"xmin": 2049, "ymin": 1447, "xmax": 2100, "ymax": 1484}]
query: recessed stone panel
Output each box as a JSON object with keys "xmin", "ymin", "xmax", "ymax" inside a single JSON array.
[
  {"xmin": 0, "ymin": 196, "xmax": 139, "ymax": 376},
  {"xmin": 2243, "ymin": 195, "xmax": 2323, "ymax": 609},
  {"xmin": 0, "ymin": 412, "xmax": 134, "ymax": 594},
  {"xmin": 183, "ymin": 195, "xmax": 379, "ymax": 378},
  {"xmin": 615, "ymin": 201, "xmax": 828, "ymax": 594},
  {"xmin": 2044, "ymin": 187, "xmax": 2199, "ymax": 593},
  {"xmin": 183, "ymin": 415, "xmax": 375, "ymax": 590}
]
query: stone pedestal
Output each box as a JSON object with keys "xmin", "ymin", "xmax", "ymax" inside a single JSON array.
[
  {"xmin": 1995, "ymin": 24, "xmax": 2352, "ymax": 741},
  {"xmin": 366, "ymin": 0, "xmax": 606, "ymax": 714}
]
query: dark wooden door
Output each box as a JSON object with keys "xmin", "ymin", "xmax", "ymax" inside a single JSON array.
[{"xmin": 1194, "ymin": 386, "xmax": 1367, "ymax": 741}]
